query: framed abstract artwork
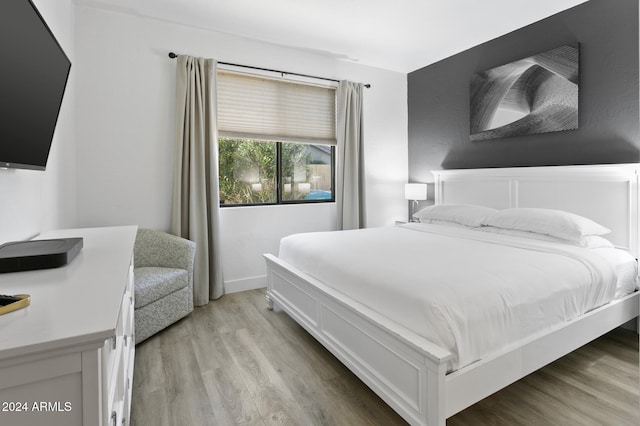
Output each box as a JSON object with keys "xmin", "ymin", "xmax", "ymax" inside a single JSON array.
[{"xmin": 470, "ymin": 44, "xmax": 579, "ymax": 141}]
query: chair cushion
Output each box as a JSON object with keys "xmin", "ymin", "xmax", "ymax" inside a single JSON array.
[{"xmin": 134, "ymin": 267, "xmax": 189, "ymax": 309}]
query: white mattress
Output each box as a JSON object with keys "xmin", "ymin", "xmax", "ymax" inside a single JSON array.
[{"xmin": 278, "ymin": 223, "xmax": 628, "ymax": 371}]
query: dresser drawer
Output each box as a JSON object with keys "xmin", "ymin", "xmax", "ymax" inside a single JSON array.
[
  {"xmin": 102, "ymin": 284, "xmax": 134, "ymax": 421},
  {"xmin": 101, "ymin": 295, "xmax": 126, "ymax": 385}
]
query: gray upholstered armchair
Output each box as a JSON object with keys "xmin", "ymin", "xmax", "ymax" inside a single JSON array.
[{"xmin": 133, "ymin": 228, "xmax": 196, "ymax": 344}]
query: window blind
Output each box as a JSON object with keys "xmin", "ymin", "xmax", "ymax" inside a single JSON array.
[{"xmin": 217, "ymin": 70, "xmax": 337, "ymax": 145}]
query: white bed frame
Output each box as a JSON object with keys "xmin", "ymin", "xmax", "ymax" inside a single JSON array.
[{"xmin": 263, "ymin": 164, "xmax": 640, "ymax": 426}]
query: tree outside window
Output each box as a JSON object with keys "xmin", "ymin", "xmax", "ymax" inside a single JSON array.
[{"xmin": 218, "ymin": 138, "xmax": 334, "ymax": 206}]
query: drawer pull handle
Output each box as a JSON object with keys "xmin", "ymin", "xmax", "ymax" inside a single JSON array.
[
  {"xmin": 111, "ymin": 336, "xmax": 117, "ymax": 350},
  {"xmin": 124, "ymin": 334, "xmax": 128, "ymax": 346},
  {"xmin": 111, "ymin": 411, "xmax": 117, "ymax": 426}
]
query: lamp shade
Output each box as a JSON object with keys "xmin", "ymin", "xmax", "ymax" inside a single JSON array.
[{"xmin": 405, "ymin": 183, "xmax": 427, "ymax": 201}]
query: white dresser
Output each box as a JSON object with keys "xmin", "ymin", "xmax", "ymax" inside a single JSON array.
[{"xmin": 0, "ymin": 226, "xmax": 137, "ymax": 426}]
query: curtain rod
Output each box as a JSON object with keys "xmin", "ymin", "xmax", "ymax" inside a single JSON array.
[{"xmin": 168, "ymin": 52, "xmax": 371, "ymax": 88}]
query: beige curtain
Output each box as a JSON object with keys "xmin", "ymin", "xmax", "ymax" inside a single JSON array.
[
  {"xmin": 171, "ymin": 55, "xmax": 224, "ymax": 305},
  {"xmin": 336, "ymin": 81, "xmax": 365, "ymax": 230}
]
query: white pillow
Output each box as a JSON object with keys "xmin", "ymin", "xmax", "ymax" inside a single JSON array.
[
  {"xmin": 483, "ymin": 208, "xmax": 611, "ymax": 242},
  {"xmin": 478, "ymin": 226, "xmax": 614, "ymax": 248},
  {"xmin": 580, "ymin": 235, "xmax": 615, "ymax": 249},
  {"xmin": 422, "ymin": 219, "xmax": 474, "ymax": 229},
  {"xmin": 414, "ymin": 204, "xmax": 498, "ymax": 227}
]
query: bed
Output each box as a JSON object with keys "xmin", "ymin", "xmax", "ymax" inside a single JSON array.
[{"xmin": 263, "ymin": 164, "xmax": 640, "ymax": 426}]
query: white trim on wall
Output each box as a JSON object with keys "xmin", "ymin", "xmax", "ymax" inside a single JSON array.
[{"xmin": 225, "ymin": 275, "xmax": 267, "ymax": 294}]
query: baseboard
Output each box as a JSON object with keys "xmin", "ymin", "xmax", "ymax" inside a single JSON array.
[{"xmin": 225, "ymin": 275, "xmax": 267, "ymax": 294}]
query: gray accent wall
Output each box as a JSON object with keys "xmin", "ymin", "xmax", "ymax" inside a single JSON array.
[{"xmin": 408, "ymin": 0, "xmax": 639, "ymax": 187}]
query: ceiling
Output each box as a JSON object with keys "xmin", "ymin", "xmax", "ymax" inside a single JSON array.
[{"xmin": 78, "ymin": 0, "xmax": 588, "ymax": 73}]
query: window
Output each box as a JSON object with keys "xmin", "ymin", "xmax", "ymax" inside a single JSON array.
[
  {"xmin": 217, "ymin": 70, "xmax": 336, "ymax": 206},
  {"xmin": 218, "ymin": 139, "xmax": 334, "ymax": 205}
]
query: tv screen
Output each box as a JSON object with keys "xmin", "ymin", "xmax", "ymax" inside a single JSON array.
[{"xmin": 0, "ymin": 0, "xmax": 71, "ymax": 171}]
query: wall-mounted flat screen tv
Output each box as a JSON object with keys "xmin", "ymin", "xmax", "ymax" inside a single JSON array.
[{"xmin": 0, "ymin": 0, "xmax": 72, "ymax": 170}]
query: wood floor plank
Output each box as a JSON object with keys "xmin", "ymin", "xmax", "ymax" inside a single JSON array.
[
  {"xmin": 212, "ymin": 296, "xmax": 338, "ymax": 421},
  {"xmin": 246, "ymin": 289, "xmax": 348, "ymax": 382},
  {"xmin": 224, "ymin": 327, "xmax": 316, "ymax": 425},
  {"xmin": 160, "ymin": 332, "xmax": 218, "ymax": 425},
  {"xmin": 240, "ymin": 290, "xmax": 386, "ymax": 424},
  {"xmin": 190, "ymin": 307, "xmax": 263, "ymax": 425},
  {"xmin": 544, "ymin": 357, "xmax": 638, "ymax": 417},
  {"xmin": 131, "ymin": 289, "xmax": 639, "ymax": 426},
  {"xmin": 130, "ymin": 387, "xmax": 170, "ymax": 426}
]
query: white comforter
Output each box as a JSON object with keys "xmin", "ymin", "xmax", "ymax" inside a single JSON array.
[{"xmin": 278, "ymin": 223, "xmax": 618, "ymax": 371}]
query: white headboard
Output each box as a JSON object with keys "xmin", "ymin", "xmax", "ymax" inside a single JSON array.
[{"xmin": 432, "ymin": 164, "xmax": 640, "ymax": 257}]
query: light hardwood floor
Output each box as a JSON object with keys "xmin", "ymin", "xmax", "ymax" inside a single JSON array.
[{"xmin": 131, "ymin": 289, "xmax": 639, "ymax": 425}]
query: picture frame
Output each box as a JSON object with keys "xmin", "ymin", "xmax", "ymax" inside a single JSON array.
[{"xmin": 470, "ymin": 44, "xmax": 579, "ymax": 141}]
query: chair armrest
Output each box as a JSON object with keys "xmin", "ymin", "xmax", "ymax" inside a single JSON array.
[{"xmin": 134, "ymin": 229, "xmax": 196, "ymax": 275}]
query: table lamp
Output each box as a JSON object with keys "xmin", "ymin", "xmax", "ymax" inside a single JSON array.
[{"xmin": 405, "ymin": 183, "xmax": 428, "ymax": 222}]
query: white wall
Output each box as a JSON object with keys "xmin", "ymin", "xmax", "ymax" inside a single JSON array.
[
  {"xmin": 75, "ymin": 6, "xmax": 407, "ymax": 292},
  {"xmin": 0, "ymin": 0, "xmax": 77, "ymax": 244}
]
